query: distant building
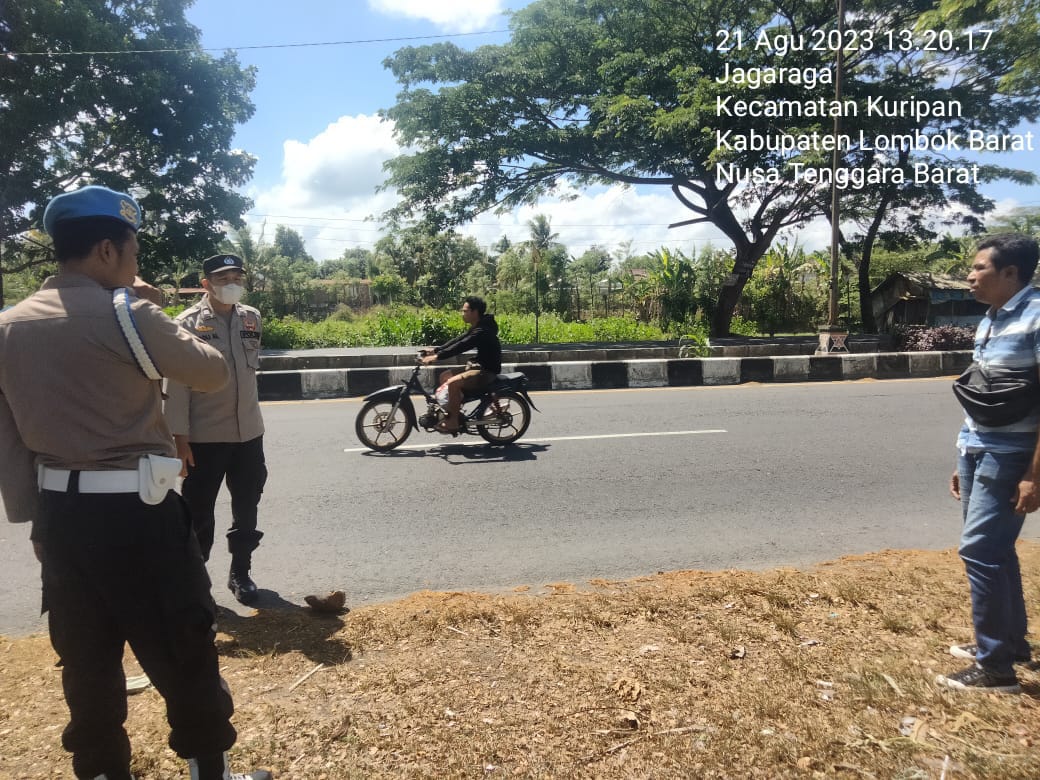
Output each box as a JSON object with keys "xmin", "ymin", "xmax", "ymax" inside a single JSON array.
[
  {"xmin": 175, "ymin": 286, "xmax": 206, "ymax": 303},
  {"xmin": 311, "ymin": 277, "xmax": 372, "ymax": 311},
  {"xmin": 870, "ymin": 272, "xmax": 987, "ymax": 331}
]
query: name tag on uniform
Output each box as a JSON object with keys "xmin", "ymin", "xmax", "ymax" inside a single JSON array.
[{"xmin": 240, "ymin": 331, "xmax": 260, "ymax": 340}]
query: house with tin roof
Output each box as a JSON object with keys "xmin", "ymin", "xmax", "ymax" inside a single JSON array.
[{"xmin": 870, "ymin": 272, "xmax": 987, "ymax": 331}]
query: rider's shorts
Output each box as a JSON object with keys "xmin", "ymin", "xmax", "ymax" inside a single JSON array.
[{"xmin": 455, "ymin": 368, "xmax": 496, "ymax": 393}]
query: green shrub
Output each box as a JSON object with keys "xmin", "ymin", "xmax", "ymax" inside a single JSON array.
[
  {"xmin": 261, "ymin": 309, "xmax": 675, "ymax": 349},
  {"xmin": 372, "ymin": 308, "xmax": 416, "ymax": 346},
  {"xmin": 418, "ymin": 309, "xmax": 459, "ymax": 345},
  {"xmin": 729, "ymin": 316, "xmax": 759, "ymax": 336},
  {"xmin": 304, "ymin": 320, "xmax": 361, "ymax": 348},
  {"xmin": 494, "ymin": 313, "xmax": 668, "ymax": 344},
  {"xmin": 262, "ymin": 317, "xmax": 309, "ymax": 349},
  {"xmin": 589, "ymin": 316, "xmax": 666, "ymax": 341},
  {"xmin": 328, "ymin": 304, "xmax": 357, "ymax": 322}
]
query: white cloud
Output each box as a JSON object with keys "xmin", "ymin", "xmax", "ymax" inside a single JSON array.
[
  {"xmin": 367, "ymin": 0, "xmax": 506, "ymax": 33},
  {"xmin": 246, "ymin": 114, "xmax": 400, "ymax": 260},
  {"xmin": 248, "ymin": 114, "xmax": 837, "ymax": 264},
  {"xmin": 275, "ymin": 115, "xmax": 399, "ymax": 209}
]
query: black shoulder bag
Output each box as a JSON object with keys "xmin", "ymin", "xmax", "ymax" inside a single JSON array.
[{"xmin": 952, "ymin": 362, "xmax": 1040, "ymax": 427}]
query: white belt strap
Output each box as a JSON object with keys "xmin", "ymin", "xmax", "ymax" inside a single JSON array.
[
  {"xmin": 112, "ymin": 287, "xmax": 162, "ymax": 380},
  {"xmin": 38, "ymin": 466, "xmax": 139, "ymax": 494}
]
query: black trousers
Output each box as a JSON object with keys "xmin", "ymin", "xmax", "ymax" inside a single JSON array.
[
  {"xmin": 181, "ymin": 436, "xmax": 267, "ymax": 562},
  {"xmin": 37, "ymin": 489, "xmax": 236, "ymax": 778}
]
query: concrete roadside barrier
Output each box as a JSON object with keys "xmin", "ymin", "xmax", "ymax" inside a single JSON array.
[{"xmin": 257, "ymin": 350, "xmax": 973, "ymax": 402}]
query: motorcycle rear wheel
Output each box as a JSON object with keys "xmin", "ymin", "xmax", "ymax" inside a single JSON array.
[
  {"xmin": 477, "ymin": 391, "xmax": 531, "ymax": 445},
  {"xmin": 356, "ymin": 399, "xmax": 412, "ymax": 451}
]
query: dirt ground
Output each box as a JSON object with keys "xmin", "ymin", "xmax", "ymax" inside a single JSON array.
[{"xmin": 2, "ymin": 543, "xmax": 1040, "ymax": 779}]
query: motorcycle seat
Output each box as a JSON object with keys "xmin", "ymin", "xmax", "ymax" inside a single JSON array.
[
  {"xmin": 461, "ymin": 372, "xmax": 526, "ymax": 402},
  {"xmin": 492, "ymin": 372, "xmax": 526, "ymax": 390}
]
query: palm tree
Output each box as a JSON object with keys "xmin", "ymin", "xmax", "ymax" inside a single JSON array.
[
  {"xmin": 221, "ymin": 223, "xmax": 269, "ymax": 292},
  {"xmin": 526, "ymin": 215, "xmax": 559, "ymax": 341}
]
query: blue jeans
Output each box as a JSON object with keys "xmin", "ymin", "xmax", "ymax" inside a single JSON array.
[{"xmin": 957, "ymin": 450, "xmax": 1032, "ymax": 675}]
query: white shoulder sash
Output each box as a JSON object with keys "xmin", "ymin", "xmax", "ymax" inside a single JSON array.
[{"xmin": 112, "ymin": 287, "xmax": 162, "ymax": 380}]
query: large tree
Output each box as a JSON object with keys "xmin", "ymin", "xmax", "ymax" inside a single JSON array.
[
  {"xmin": 374, "ymin": 225, "xmax": 483, "ymax": 308},
  {"xmin": 0, "ymin": 0, "xmax": 256, "ymax": 301},
  {"xmin": 272, "ymin": 225, "xmax": 314, "ymax": 265},
  {"xmin": 381, "ymin": 0, "xmax": 837, "ymax": 334},
  {"xmin": 381, "ymin": 0, "xmax": 1039, "ymax": 334}
]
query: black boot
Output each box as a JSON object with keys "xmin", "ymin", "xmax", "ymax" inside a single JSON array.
[
  {"xmin": 188, "ymin": 753, "xmax": 273, "ymax": 780},
  {"xmin": 228, "ymin": 558, "xmax": 258, "ymax": 605}
]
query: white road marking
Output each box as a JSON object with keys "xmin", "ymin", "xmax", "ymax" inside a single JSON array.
[{"xmin": 344, "ymin": 429, "xmax": 727, "ymax": 454}]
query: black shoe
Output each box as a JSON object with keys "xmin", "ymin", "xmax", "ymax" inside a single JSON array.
[
  {"xmin": 228, "ymin": 568, "xmax": 259, "ymax": 605},
  {"xmin": 936, "ymin": 663, "xmax": 1021, "ymax": 694}
]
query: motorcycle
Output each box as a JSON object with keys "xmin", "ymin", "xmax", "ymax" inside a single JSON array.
[{"xmin": 354, "ymin": 353, "xmax": 539, "ymax": 452}]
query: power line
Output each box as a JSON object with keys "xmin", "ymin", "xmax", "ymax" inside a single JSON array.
[
  {"xmin": 246, "ymin": 212, "xmax": 694, "ymax": 229},
  {"xmin": 8, "ymin": 29, "xmax": 509, "ymax": 57}
]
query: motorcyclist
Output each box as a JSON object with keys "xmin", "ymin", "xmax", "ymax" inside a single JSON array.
[{"xmin": 421, "ymin": 296, "xmax": 501, "ymax": 432}]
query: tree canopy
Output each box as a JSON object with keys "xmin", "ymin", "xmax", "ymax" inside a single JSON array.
[
  {"xmin": 381, "ymin": 0, "xmax": 1040, "ymax": 334},
  {"xmin": 0, "ymin": 0, "xmax": 257, "ymax": 287}
]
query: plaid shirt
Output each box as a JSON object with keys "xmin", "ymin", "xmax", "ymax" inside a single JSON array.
[{"xmin": 957, "ymin": 284, "xmax": 1040, "ymax": 454}]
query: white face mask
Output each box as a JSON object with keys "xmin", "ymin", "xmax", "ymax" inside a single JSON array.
[{"xmin": 211, "ymin": 283, "xmax": 244, "ymax": 305}]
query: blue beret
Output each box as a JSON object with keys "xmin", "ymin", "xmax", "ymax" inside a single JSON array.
[
  {"xmin": 43, "ymin": 185, "xmax": 142, "ymax": 237},
  {"xmin": 202, "ymin": 254, "xmax": 245, "ymax": 275}
]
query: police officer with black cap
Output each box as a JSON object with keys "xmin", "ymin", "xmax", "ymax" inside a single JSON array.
[
  {"xmin": 165, "ymin": 253, "xmax": 267, "ymax": 604},
  {"xmin": 0, "ymin": 185, "xmax": 273, "ymax": 780}
]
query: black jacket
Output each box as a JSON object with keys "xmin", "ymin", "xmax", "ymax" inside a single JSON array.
[{"xmin": 435, "ymin": 314, "xmax": 502, "ymax": 373}]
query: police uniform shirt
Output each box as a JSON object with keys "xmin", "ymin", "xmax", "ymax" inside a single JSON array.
[
  {"xmin": 0, "ymin": 273, "xmax": 230, "ymax": 524},
  {"xmin": 164, "ymin": 297, "xmax": 264, "ymax": 443}
]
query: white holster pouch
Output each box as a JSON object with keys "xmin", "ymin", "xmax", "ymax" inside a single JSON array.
[{"xmin": 138, "ymin": 454, "xmax": 182, "ymax": 505}]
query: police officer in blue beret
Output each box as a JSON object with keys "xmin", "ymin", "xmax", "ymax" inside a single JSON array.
[{"xmin": 0, "ymin": 185, "xmax": 273, "ymax": 780}]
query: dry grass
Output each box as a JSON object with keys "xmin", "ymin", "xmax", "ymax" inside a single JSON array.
[{"xmin": 3, "ymin": 544, "xmax": 1040, "ymax": 779}]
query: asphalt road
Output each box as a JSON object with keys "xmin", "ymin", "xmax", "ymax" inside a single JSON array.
[{"xmin": 5, "ymin": 378, "xmax": 1036, "ymax": 637}]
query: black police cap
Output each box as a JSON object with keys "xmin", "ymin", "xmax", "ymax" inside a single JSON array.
[{"xmin": 202, "ymin": 254, "xmax": 245, "ymax": 275}]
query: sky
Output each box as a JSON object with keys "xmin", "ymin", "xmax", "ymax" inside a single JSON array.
[{"xmin": 183, "ymin": 0, "xmax": 1040, "ymax": 264}]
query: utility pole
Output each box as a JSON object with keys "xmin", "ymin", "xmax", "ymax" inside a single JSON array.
[
  {"xmin": 818, "ymin": 0, "xmax": 850, "ymax": 354},
  {"xmin": 533, "ymin": 248, "xmax": 541, "ymax": 343}
]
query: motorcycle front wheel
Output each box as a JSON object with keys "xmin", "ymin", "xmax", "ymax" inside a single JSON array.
[
  {"xmin": 477, "ymin": 391, "xmax": 532, "ymax": 445},
  {"xmin": 356, "ymin": 399, "xmax": 412, "ymax": 451}
]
